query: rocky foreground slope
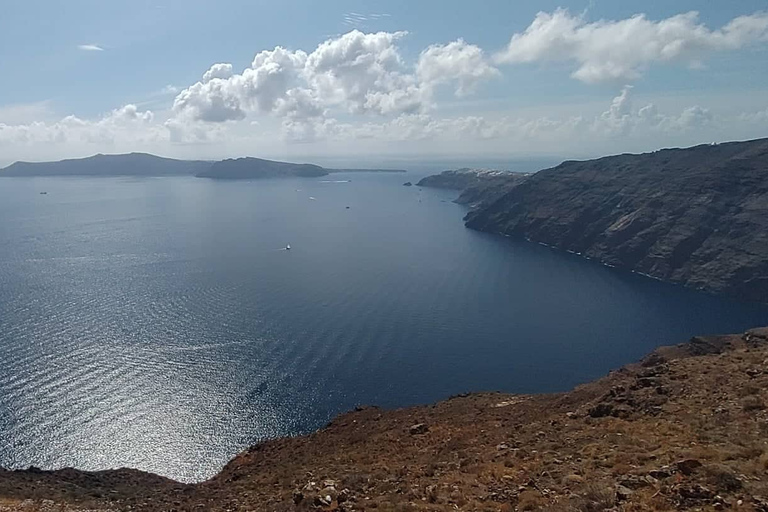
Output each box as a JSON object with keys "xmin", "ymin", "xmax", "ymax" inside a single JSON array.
[
  {"xmin": 459, "ymin": 138, "xmax": 768, "ymax": 302},
  {"xmin": 3, "ymin": 327, "xmax": 768, "ymax": 511}
]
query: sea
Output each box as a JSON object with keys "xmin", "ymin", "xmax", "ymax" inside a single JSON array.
[{"xmin": 1, "ymin": 172, "xmax": 766, "ymax": 482}]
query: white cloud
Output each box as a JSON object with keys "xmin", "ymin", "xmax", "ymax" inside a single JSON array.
[
  {"xmin": 202, "ymin": 63, "xmax": 234, "ymax": 83},
  {"xmin": 4, "ymin": 19, "xmax": 768, "ymax": 165},
  {"xmin": 495, "ymin": 9, "xmax": 768, "ymax": 83},
  {"xmin": 740, "ymin": 107, "xmax": 768, "ymax": 123},
  {"xmin": 0, "ymin": 104, "xmax": 160, "ymax": 149},
  {"xmin": 77, "ymin": 44, "xmax": 104, "ymax": 52},
  {"xmin": 161, "ymin": 85, "xmax": 180, "ymax": 95},
  {"xmin": 172, "ymin": 78, "xmax": 247, "ymax": 122},
  {"xmin": 597, "ymin": 85, "xmax": 635, "ymax": 134},
  {"xmin": 304, "ymin": 30, "xmax": 425, "ymax": 115},
  {"xmin": 591, "ymin": 86, "xmax": 713, "ymax": 135},
  {"xmin": 170, "ymin": 29, "xmax": 501, "ymax": 132},
  {"xmin": 172, "ymin": 47, "xmax": 308, "ymax": 123},
  {"xmin": 417, "ymin": 39, "xmax": 500, "ymax": 96}
]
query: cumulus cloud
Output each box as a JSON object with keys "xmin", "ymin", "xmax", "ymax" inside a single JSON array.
[
  {"xmin": 303, "ymin": 30, "xmax": 424, "ymax": 114},
  {"xmin": 0, "ymin": 104, "xmax": 160, "ymax": 148},
  {"xmin": 202, "ymin": 63, "xmax": 234, "ymax": 83},
  {"xmin": 417, "ymin": 39, "xmax": 500, "ymax": 96},
  {"xmin": 172, "ymin": 47, "xmax": 308, "ymax": 123},
  {"xmin": 739, "ymin": 107, "xmax": 768, "ymax": 123},
  {"xmin": 495, "ymin": 9, "xmax": 768, "ymax": 83},
  {"xmin": 172, "ymin": 78, "xmax": 247, "ymax": 122},
  {"xmin": 5, "ymin": 16, "xmax": 768, "ymax": 162},
  {"xmin": 170, "ymin": 29, "xmax": 498, "ymax": 127},
  {"xmin": 77, "ymin": 44, "xmax": 104, "ymax": 51},
  {"xmin": 592, "ymin": 86, "xmax": 713, "ymax": 135}
]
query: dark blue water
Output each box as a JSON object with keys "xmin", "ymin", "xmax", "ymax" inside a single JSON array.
[{"xmin": 0, "ymin": 174, "xmax": 766, "ymax": 482}]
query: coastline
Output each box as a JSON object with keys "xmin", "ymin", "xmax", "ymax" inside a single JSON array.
[{"xmin": 3, "ymin": 327, "xmax": 768, "ymax": 510}]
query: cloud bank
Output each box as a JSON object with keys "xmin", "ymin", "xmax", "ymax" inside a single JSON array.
[
  {"xmin": 2, "ymin": 9, "xmax": 768, "ymax": 164},
  {"xmin": 495, "ymin": 9, "xmax": 768, "ymax": 83}
]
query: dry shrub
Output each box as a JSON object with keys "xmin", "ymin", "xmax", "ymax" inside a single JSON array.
[
  {"xmin": 517, "ymin": 490, "xmax": 547, "ymax": 511},
  {"xmin": 760, "ymin": 451, "xmax": 768, "ymax": 471},
  {"xmin": 704, "ymin": 464, "xmax": 743, "ymax": 492},
  {"xmin": 562, "ymin": 474, "xmax": 585, "ymax": 487},
  {"xmin": 571, "ymin": 482, "xmax": 616, "ymax": 512}
]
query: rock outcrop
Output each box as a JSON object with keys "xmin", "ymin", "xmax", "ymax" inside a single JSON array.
[{"xmin": 465, "ymin": 138, "xmax": 768, "ymax": 302}]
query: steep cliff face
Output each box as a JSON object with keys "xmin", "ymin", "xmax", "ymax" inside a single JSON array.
[{"xmin": 465, "ymin": 138, "xmax": 768, "ymax": 302}]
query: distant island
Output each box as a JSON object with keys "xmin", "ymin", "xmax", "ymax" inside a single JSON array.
[
  {"xmin": 419, "ymin": 138, "xmax": 768, "ymax": 302},
  {"xmin": 416, "ymin": 168, "xmax": 531, "ymax": 206},
  {"xmin": 0, "ymin": 153, "xmax": 211, "ymax": 177},
  {"xmin": 197, "ymin": 157, "xmax": 328, "ymax": 179},
  {"xmin": 0, "ymin": 153, "xmax": 405, "ymax": 179}
]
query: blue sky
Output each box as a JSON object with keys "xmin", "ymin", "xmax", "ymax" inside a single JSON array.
[{"xmin": 1, "ymin": 0, "xmax": 767, "ymax": 165}]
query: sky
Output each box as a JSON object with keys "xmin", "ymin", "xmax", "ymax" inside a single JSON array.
[{"xmin": 1, "ymin": 0, "xmax": 767, "ymax": 167}]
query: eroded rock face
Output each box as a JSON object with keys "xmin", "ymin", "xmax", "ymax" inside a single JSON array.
[{"xmin": 464, "ymin": 138, "xmax": 768, "ymax": 301}]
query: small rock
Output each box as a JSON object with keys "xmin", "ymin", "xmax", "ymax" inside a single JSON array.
[
  {"xmin": 679, "ymin": 484, "xmax": 715, "ymax": 501},
  {"xmin": 649, "ymin": 468, "xmax": 673, "ymax": 479},
  {"xmin": 633, "ymin": 377, "xmax": 660, "ymax": 389},
  {"xmin": 292, "ymin": 490, "xmax": 304, "ymax": 504},
  {"xmin": 620, "ymin": 474, "xmax": 655, "ymax": 489},
  {"xmin": 321, "ymin": 486, "xmax": 338, "ymax": 501},
  {"xmin": 616, "ymin": 484, "xmax": 634, "ymax": 501},
  {"xmin": 409, "ymin": 423, "xmax": 429, "ymax": 435},
  {"xmin": 675, "ymin": 459, "xmax": 703, "ymax": 476}
]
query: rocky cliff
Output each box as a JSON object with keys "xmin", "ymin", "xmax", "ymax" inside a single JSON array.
[
  {"xmin": 465, "ymin": 138, "xmax": 768, "ymax": 302},
  {"xmin": 3, "ymin": 327, "xmax": 768, "ymax": 511}
]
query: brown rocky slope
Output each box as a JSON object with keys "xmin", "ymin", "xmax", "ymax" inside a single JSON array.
[
  {"xmin": 464, "ymin": 138, "xmax": 768, "ymax": 302},
  {"xmin": 3, "ymin": 327, "xmax": 768, "ymax": 511}
]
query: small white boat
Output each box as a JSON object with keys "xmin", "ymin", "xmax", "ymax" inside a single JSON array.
[{"xmin": 285, "ymin": 244, "xmax": 291, "ymax": 251}]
